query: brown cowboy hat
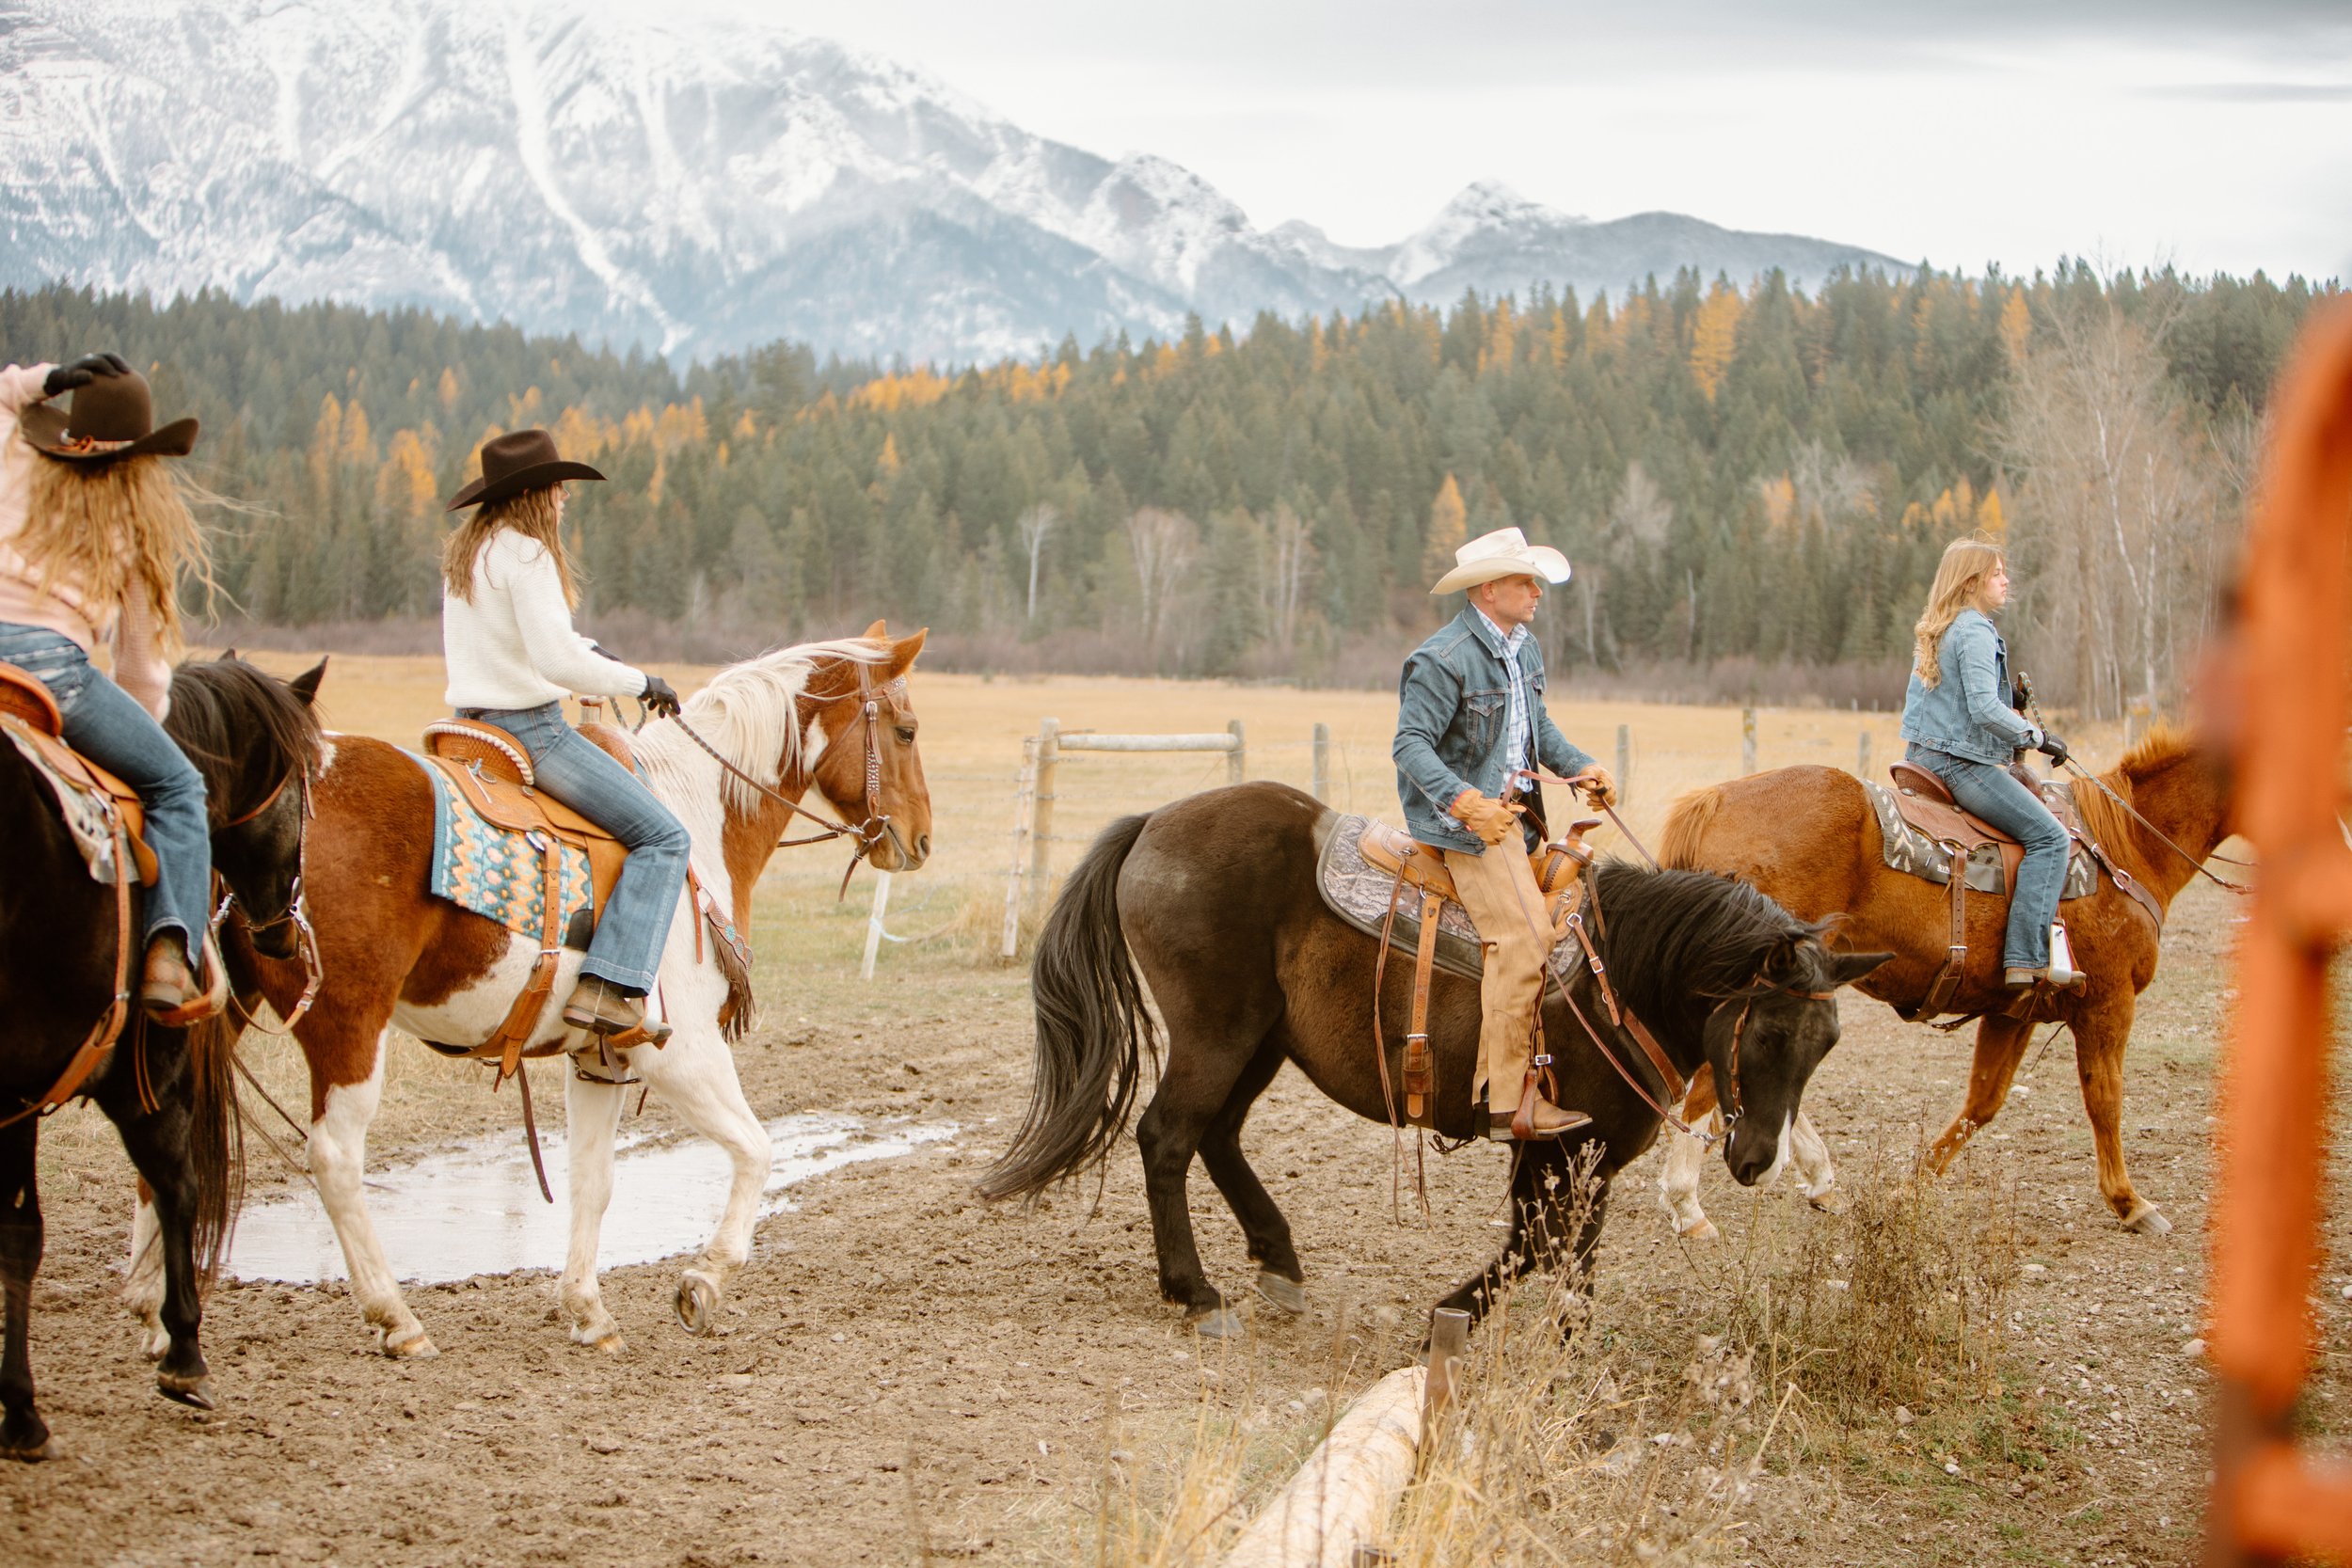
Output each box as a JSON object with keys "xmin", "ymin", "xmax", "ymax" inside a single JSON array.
[
  {"xmin": 20, "ymin": 369, "xmax": 199, "ymax": 462},
  {"xmin": 446, "ymin": 427, "xmax": 606, "ymax": 512}
]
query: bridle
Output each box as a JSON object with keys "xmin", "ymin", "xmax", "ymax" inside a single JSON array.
[
  {"xmin": 212, "ymin": 760, "xmax": 325, "ymax": 1033},
  {"xmin": 669, "ymin": 663, "xmax": 912, "ymax": 899}
]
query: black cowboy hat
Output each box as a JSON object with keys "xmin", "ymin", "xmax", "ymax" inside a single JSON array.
[
  {"xmin": 446, "ymin": 427, "xmax": 606, "ymax": 512},
  {"xmin": 20, "ymin": 369, "xmax": 199, "ymax": 462}
]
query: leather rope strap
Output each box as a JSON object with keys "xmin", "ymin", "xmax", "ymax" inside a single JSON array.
[
  {"xmin": 1, "ymin": 814, "xmax": 135, "ymax": 1131},
  {"xmin": 1369, "ymin": 861, "xmax": 1432, "ymax": 1222},
  {"xmin": 1512, "ymin": 768, "xmax": 1659, "ymax": 869},
  {"xmin": 1923, "ymin": 843, "xmax": 1970, "ymax": 1016},
  {"xmin": 2061, "ymin": 757, "xmax": 2250, "ymax": 895},
  {"xmin": 487, "ymin": 832, "xmax": 568, "ymax": 1089},
  {"xmin": 1404, "ymin": 890, "xmax": 1442, "ymax": 1121}
]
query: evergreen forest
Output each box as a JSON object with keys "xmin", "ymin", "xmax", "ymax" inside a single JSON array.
[{"xmin": 0, "ymin": 261, "xmax": 2328, "ymax": 715}]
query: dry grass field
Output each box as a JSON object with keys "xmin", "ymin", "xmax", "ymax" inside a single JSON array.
[{"xmin": 7, "ymin": 643, "xmax": 2339, "ymax": 1568}]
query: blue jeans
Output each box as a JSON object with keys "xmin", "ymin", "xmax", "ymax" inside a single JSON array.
[
  {"xmin": 460, "ymin": 701, "xmax": 689, "ymax": 995},
  {"xmin": 1907, "ymin": 743, "xmax": 2069, "ymax": 971},
  {"xmin": 0, "ymin": 623, "xmax": 209, "ymax": 953}
]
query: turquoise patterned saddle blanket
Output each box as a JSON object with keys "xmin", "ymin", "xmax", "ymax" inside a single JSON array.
[{"xmin": 410, "ymin": 752, "xmax": 595, "ymax": 942}]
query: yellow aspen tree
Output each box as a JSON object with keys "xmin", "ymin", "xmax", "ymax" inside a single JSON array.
[
  {"xmin": 1999, "ymin": 287, "xmax": 2032, "ymax": 366},
  {"xmin": 437, "ymin": 368, "xmax": 460, "ymax": 411},
  {"xmin": 1979, "ymin": 486, "xmax": 2007, "ymax": 539},
  {"xmin": 877, "ymin": 432, "xmax": 902, "ymax": 477},
  {"xmin": 1689, "ymin": 283, "xmax": 1743, "ymax": 402},
  {"xmin": 1423, "ymin": 474, "xmax": 1469, "ymax": 582}
]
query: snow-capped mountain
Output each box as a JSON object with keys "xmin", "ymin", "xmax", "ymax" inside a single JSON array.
[{"xmin": 0, "ymin": 0, "xmax": 1903, "ymax": 364}]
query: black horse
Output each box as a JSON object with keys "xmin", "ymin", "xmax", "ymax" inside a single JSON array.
[
  {"xmin": 0, "ymin": 655, "xmax": 323, "ymax": 1460},
  {"xmin": 982, "ymin": 782, "xmax": 1888, "ymax": 1333}
]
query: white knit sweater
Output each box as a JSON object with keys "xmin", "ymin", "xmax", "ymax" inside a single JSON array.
[{"xmin": 441, "ymin": 531, "xmax": 646, "ymax": 710}]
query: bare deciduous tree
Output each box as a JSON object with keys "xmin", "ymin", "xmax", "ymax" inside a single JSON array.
[
  {"xmin": 1262, "ymin": 503, "xmax": 1314, "ymax": 653},
  {"xmin": 1015, "ymin": 502, "xmax": 1057, "ymax": 622},
  {"xmin": 1126, "ymin": 507, "xmax": 1200, "ymax": 651}
]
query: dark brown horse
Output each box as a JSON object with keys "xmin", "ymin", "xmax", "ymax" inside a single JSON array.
[
  {"xmin": 2, "ymin": 656, "xmax": 323, "ymax": 1460},
  {"xmin": 981, "ymin": 782, "xmax": 1888, "ymax": 1334},
  {"xmin": 1657, "ymin": 725, "xmax": 2233, "ymax": 1235}
]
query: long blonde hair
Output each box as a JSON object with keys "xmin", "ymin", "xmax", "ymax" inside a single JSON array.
[
  {"xmin": 22, "ymin": 452, "xmax": 214, "ymax": 643},
  {"xmin": 441, "ymin": 484, "xmax": 579, "ymax": 607},
  {"xmin": 1912, "ymin": 536, "xmax": 2005, "ymax": 689}
]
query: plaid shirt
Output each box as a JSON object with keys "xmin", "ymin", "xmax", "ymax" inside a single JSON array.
[{"xmin": 1473, "ymin": 606, "xmax": 1532, "ymax": 788}]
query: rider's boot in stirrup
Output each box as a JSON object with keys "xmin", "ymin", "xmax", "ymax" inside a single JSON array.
[
  {"xmin": 142, "ymin": 932, "xmax": 224, "ymax": 1026},
  {"xmin": 563, "ymin": 975, "xmax": 672, "ymax": 1045},
  {"xmin": 1485, "ymin": 1069, "xmax": 1593, "ymax": 1141}
]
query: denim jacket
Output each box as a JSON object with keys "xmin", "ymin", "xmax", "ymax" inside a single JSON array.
[
  {"xmin": 1393, "ymin": 607, "xmax": 1595, "ymax": 854},
  {"xmin": 1899, "ymin": 608, "xmax": 2038, "ymax": 766}
]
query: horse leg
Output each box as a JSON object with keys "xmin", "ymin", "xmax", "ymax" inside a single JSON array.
[
  {"xmin": 1192, "ymin": 1039, "xmax": 1304, "ymax": 1315},
  {"xmin": 0, "ymin": 1121, "xmax": 52, "ymax": 1461},
  {"xmin": 307, "ymin": 1025, "xmax": 435, "ymax": 1356},
  {"xmin": 2071, "ymin": 1000, "xmax": 2168, "ymax": 1233},
  {"xmin": 1134, "ymin": 1023, "xmax": 1269, "ymax": 1336},
  {"xmin": 555, "ymin": 1063, "xmax": 628, "ymax": 1352},
  {"xmin": 1438, "ymin": 1137, "xmax": 1612, "ymax": 1330},
  {"xmin": 1657, "ymin": 1069, "xmax": 1721, "ymax": 1241},
  {"xmin": 124, "ymin": 1176, "xmax": 168, "ymax": 1359},
  {"xmin": 1927, "ymin": 1013, "xmax": 2036, "ymax": 1175},
  {"xmin": 623, "ymin": 1027, "xmax": 770, "ymax": 1338},
  {"xmin": 1788, "ymin": 1110, "xmax": 1841, "ymax": 1211},
  {"xmin": 108, "ymin": 1097, "xmax": 213, "ymax": 1409}
]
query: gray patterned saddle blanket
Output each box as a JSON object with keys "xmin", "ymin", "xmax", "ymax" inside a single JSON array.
[
  {"xmin": 1314, "ymin": 814, "xmax": 1582, "ymax": 982},
  {"xmin": 1862, "ymin": 779, "xmax": 2095, "ymax": 899}
]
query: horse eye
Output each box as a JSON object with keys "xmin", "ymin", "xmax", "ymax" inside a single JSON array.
[{"xmin": 896, "ymin": 726, "xmax": 916, "ymax": 745}]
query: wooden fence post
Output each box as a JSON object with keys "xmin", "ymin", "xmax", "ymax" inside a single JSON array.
[
  {"xmin": 1615, "ymin": 722, "xmax": 1631, "ymax": 808},
  {"xmin": 1227, "ymin": 718, "xmax": 1246, "ymax": 784},
  {"xmin": 1001, "ymin": 736, "xmax": 1038, "ymax": 961},
  {"xmin": 1311, "ymin": 722, "xmax": 1330, "ymax": 802},
  {"xmin": 1029, "ymin": 718, "xmax": 1059, "ymax": 908},
  {"xmin": 1857, "ymin": 729, "xmax": 1872, "ymax": 779},
  {"xmin": 1741, "ymin": 706, "xmax": 1757, "ymax": 775}
]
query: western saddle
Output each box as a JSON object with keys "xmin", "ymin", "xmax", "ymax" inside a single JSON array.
[
  {"xmin": 0, "ymin": 661, "xmax": 157, "ymax": 885},
  {"xmin": 1885, "ymin": 758, "xmax": 2080, "ymax": 1018}
]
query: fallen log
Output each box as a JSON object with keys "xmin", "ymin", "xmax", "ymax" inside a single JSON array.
[{"xmin": 1218, "ymin": 1364, "xmax": 1427, "ymax": 1568}]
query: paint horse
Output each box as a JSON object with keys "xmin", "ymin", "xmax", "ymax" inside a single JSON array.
[
  {"xmin": 193, "ymin": 628, "xmax": 930, "ymax": 1356},
  {"xmin": 4, "ymin": 656, "xmax": 323, "ymax": 1460},
  {"xmin": 1655, "ymin": 725, "xmax": 2232, "ymax": 1237}
]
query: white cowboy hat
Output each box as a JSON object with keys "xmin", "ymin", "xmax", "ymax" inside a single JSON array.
[{"xmin": 1429, "ymin": 527, "xmax": 1572, "ymax": 595}]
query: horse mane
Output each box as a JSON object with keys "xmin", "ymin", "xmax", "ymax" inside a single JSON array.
[
  {"xmin": 638, "ymin": 636, "xmax": 893, "ymax": 815},
  {"xmin": 164, "ymin": 657, "xmax": 325, "ymax": 817},
  {"xmin": 1588, "ymin": 860, "xmax": 1823, "ymax": 1034},
  {"xmin": 2069, "ymin": 721, "xmax": 2198, "ymax": 856}
]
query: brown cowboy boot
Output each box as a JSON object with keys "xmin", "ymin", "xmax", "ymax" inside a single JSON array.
[
  {"xmin": 141, "ymin": 933, "xmax": 224, "ymax": 1026},
  {"xmin": 562, "ymin": 975, "xmax": 672, "ymax": 1046},
  {"xmin": 1486, "ymin": 1070, "xmax": 1593, "ymax": 1141}
]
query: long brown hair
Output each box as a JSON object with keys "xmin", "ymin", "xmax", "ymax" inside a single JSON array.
[
  {"xmin": 1912, "ymin": 536, "xmax": 2005, "ymax": 689},
  {"xmin": 22, "ymin": 452, "xmax": 214, "ymax": 643},
  {"xmin": 440, "ymin": 483, "xmax": 579, "ymax": 607}
]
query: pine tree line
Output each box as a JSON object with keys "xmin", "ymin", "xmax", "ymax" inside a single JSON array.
[{"xmin": 0, "ymin": 264, "xmax": 2326, "ymax": 709}]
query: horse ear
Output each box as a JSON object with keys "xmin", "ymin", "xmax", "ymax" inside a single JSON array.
[
  {"xmin": 289, "ymin": 657, "xmax": 328, "ymax": 705},
  {"xmin": 861, "ymin": 619, "xmax": 888, "ymax": 641},
  {"xmin": 884, "ymin": 627, "xmax": 928, "ymax": 677},
  {"xmin": 221, "ymin": 646, "xmax": 239, "ymax": 661},
  {"xmin": 1828, "ymin": 949, "xmax": 1894, "ymax": 987}
]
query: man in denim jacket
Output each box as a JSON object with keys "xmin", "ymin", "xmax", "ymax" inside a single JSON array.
[{"xmin": 1393, "ymin": 528, "xmax": 1616, "ymax": 1140}]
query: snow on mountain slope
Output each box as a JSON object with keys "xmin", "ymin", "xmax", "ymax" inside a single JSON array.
[{"xmin": 0, "ymin": 0, "xmax": 1903, "ymax": 362}]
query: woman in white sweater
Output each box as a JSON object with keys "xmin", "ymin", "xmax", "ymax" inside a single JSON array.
[{"xmin": 440, "ymin": 428, "xmax": 688, "ymax": 1040}]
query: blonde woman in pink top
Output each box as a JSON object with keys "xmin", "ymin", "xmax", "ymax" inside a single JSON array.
[{"xmin": 0, "ymin": 356, "xmax": 218, "ymax": 1022}]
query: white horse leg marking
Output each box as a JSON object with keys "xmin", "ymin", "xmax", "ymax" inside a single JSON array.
[
  {"xmin": 1757, "ymin": 1111, "xmax": 1797, "ymax": 1188},
  {"xmin": 1789, "ymin": 1110, "xmax": 1839, "ymax": 1206},
  {"xmin": 309, "ymin": 1028, "xmax": 434, "ymax": 1356},
  {"xmin": 1658, "ymin": 1108, "xmax": 1721, "ymax": 1241},
  {"xmin": 559, "ymin": 1065, "xmax": 628, "ymax": 1351},
  {"xmin": 123, "ymin": 1193, "xmax": 167, "ymax": 1358},
  {"xmin": 634, "ymin": 1021, "xmax": 771, "ymax": 1332}
]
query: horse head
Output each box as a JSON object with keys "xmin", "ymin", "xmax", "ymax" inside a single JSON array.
[
  {"xmin": 164, "ymin": 655, "xmax": 327, "ymax": 960},
  {"xmin": 803, "ymin": 621, "xmax": 932, "ymax": 873},
  {"xmin": 1709, "ymin": 936, "xmax": 1890, "ymax": 1186}
]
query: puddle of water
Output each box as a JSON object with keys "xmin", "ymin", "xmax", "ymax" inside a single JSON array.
[{"xmin": 229, "ymin": 1113, "xmax": 956, "ymax": 1285}]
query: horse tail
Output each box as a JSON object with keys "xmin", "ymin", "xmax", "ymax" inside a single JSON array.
[
  {"xmin": 977, "ymin": 812, "xmax": 1155, "ymax": 1202},
  {"xmin": 1660, "ymin": 784, "xmax": 1725, "ymax": 870},
  {"xmin": 180, "ymin": 1009, "xmax": 246, "ymax": 1289}
]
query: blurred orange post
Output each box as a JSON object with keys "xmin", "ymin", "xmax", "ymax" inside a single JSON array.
[{"xmin": 2206, "ymin": 299, "xmax": 2352, "ymax": 1565}]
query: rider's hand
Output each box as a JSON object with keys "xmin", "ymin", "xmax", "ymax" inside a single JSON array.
[
  {"xmin": 43, "ymin": 353, "xmax": 129, "ymax": 399},
  {"xmin": 639, "ymin": 674, "xmax": 683, "ymax": 717},
  {"xmin": 2036, "ymin": 732, "xmax": 2071, "ymax": 768},
  {"xmin": 1571, "ymin": 766, "xmax": 1618, "ymax": 810},
  {"xmin": 1450, "ymin": 789, "xmax": 1523, "ymax": 847}
]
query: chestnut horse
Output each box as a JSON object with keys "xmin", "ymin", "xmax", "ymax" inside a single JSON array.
[
  {"xmin": 981, "ymin": 783, "xmax": 1887, "ymax": 1335},
  {"xmin": 1656, "ymin": 725, "xmax": 2232, "ymax": 1236},
  {"xmin": 4, "ymin": 656, "xmax": 323, "ymax": 1460},
  {"xmin": 189, "ymin": 628, "xmax": 930, "ymax": 1357}
]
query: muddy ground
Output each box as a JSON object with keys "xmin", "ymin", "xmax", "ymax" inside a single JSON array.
[{"xmin": 3, "ymin": 867, "xmax": 2344, "ymax": 1567}]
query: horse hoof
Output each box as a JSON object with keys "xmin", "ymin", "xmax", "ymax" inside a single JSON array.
[
  {"xmin": 1804, "ymin": 1189, "xmax": 1846, "ymax": 1216},
  {"xmin": 0, "ymin": 1437, "xmax": 59, "ymax": 1464},
  {"xmin": 588, "ymin": 1330, "xmax": 628, "ymax": 1355},
  {"xmin": 1677, "ymin": 1217, "xmax": 1720, "ymax": 1243},
  {"xmin": 675, "ymin": 1275, "xmax": 721, "ymax": 1337},
  {"xmin": 1254, "ymin": 1272, "xmax": 1307, "ymax": 1316},
  {"xmin": 385, "ymin": 1331, "xmax": 440, "ymax": 1360},
  {"xmin": 2122, "ymin": 1203, "xmax": 2172, "ymax": 1236},
  {"xmin": 157, "ymin": 1375, "xmax": 214, "ymax": 1412},
  {"xmin": 1191, "ymin": 1307, "xmax": 1246, "ymax": 1340}
]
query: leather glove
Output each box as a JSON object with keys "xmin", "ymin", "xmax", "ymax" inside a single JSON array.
[
  {"xmin": 639, "ymin": 674, "xmax": 682, "ymax": 717},
  {"xmin": 1570, "ymin": 766, "xmax": 1618, "ymax": 810},
  {"xmin": 1449, "ymin": 789, "xmax": 1524, "ymax": 847},
  {"xmin": 2036, "ymin": 732, "xmax": 2071, "ymax": 767},
  {"xmin": 43, "ymin": 353, "xmax": 130, "ymax": 398}
]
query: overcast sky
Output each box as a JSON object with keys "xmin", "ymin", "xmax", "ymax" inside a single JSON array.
[{"xmin": 741, "ymin": 0, "xmax": 2351, "ymax": 282}]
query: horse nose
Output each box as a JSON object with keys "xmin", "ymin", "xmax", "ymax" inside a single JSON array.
[{"xmin": 914, "ymin": 832, "xmax": 931, "ymax": 861}]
